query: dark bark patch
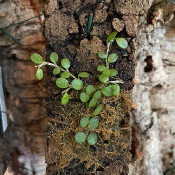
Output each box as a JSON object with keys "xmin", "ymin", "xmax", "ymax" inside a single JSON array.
[
  {"xmin": 144, "ymin": 55, "xmax": 153, "ymax": 72},
  {"xmin": 44, "ymin": 0, "xmax": 137, "ymax": 174},
  {"xmin": 45, "ymin": 92, "xmax": 132, "ymax": 175}
]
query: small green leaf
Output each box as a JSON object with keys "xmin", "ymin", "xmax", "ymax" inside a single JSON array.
[
  {"xmin": 109, "ymin": 69, "xmax": 118, "ymax": 77},
  {"xmin": 61, "ymin": 92, "xmax": 69, "ymax": 105},
  {"xmin": 102, "ymin": 68, "xmax": 110, "ymax": 76},
  {"xmin": 31, "ymin": 53, "xmax": 43, "ymax": 64},
  {"xmin": 106, "ymin": 31, "xmax": 117, "ymax": 43},
  {"xmin": 61, "ymin": 58, "xmax": 70, "ymax": 69},
  {"xmin": 88, "ymin": 118, "xmax": 99, "ymax": 129},
  {"xmin": 87, "ymin": 14, "xmax": 93, "ymax": 36},
  {"xmin": 93, "ymin": 90, "xmax": 101, "ymax": 99},
  {"xmin": 101, "ymin": 86, "xmax": 113, "ymax": 97},
  {"xmin": 98, "ymin": 74, "xmax": 109, "ymax": 83},
  {"xmin": 111, "ymin": 84, "xmax": 120, "ymax": 97},
  {"xmin": 56, "ymin": 78, "xmax": 69, "ymax": 88},
  {"xmin": 75, "ymin": 132, "xmax": 86, "ymax": 143},
  {"xmin": 78, "ymin": 72, "xmax": 90, "ymax": 78},
  {"xmin": 71, "ymin": 79, "xmax": 83, "ymax": 90},
  {"xmin": 116, "ymin": 38, "xmax": 128, "ymax": 49},
  {"xmin": 86, "ymin": 85, "xmax": 95, "ymax": 95},
  {"xmin": 92, "ymin": 104, "xmax": 103, "ymax": 116},
  {"xmin": 116, "ymin": 85, "xmax": 120, "ymax": 97},
  {"xmin": 88, "ymin": 98, "xmax": 98, "ymax": 108},
  {"xmin": 36, "ymin": 67, "xmax": 43, "ymax": 80},
  {"xmin": 80, "ymin": 117, "xmax": 89, "ymax": 128},
  {"xmin": 53, "ymin": 67, "xmax": 61, "ymax": 75},
  {"xmin": 60, "ymin": 71, "xmax": 71, "ymax": 78},
  {"xmin": 108, "ymin": 53, "xmax": 118, "ymax": 63},
  {"xmin": 50, "ymin": 52, "xmax": 58, "ymax": 64},
  {"xmin": 87, "ymin": 132, "xmax": 98, "ymax": 145},
  {"xmin": 80, "ymin": 92, "xmax": 89, "ymax": 103},
  {"xmin": 98, "ymin": 52, "xmax": 107, "ymax": 59},
  {"xmin": 97, "ymin": 65, "xmax": 106, "ymax": 72}
]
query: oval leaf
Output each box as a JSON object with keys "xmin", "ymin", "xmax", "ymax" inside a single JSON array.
[
  {"xmin": 87, "ymin": 132, "xmax": 98, "ymax": 145},
  {"xmin": 93, "ymin": 90, "xmax": 101, "ymax": 99},
  {"xmin": 61, "ymin": 93, "xmax": 69, "ymax": 105},
  {"xmin": 80, "ymin": 92, "xmax": 89, "ymax": 103},
  {"xmin": 80, "ymin": 117, "xmax": 89, "ymax": 128},
  {"xmin": 98, "ymin": 74, "xmax": 109, "ymax": 83},
  {"xmin": 101, "ymin": 86, "xmax": 113, "ymax": 97},
  {"xmin": 60, "ymin": 71, "xmax": 71, "ymax": 78},
  {"xmin": 31, "ymin": 53, "xmax": 43, "ymax": 64},
  {"xmin": 61, "ymin": 58, "xmax": 70, "ymax": 69},
  {"xmin": 53, "ymin": 67, "xmax": 60, "ymax": 75},
  {"xmin": 86, "ymin": 85, "xmax": 95, "ymax": 95},
  {"xmin": 108, "ymin": 53, "xmax": 118, "ymax": 63},
  {"xmin": 111, "ymin": 84, "xmax": 120, "ymax": 97},
  {"xmin": 116, "ymin": 38, "xmax": 128, "ymax": 49},
  {"xmin": 102, "ymin": 68, "xmax": 110, "ymax": 76},
  {"xmin": 78, "ymin": 72, "xmax": 90, "ymax": 78},
  {"xmin": 109, "ymin": 69, "xmax": 118, "ymax": 77},
  {"xmin": 36, "ymin": 67, "xmax": 43, "ymax": 80},
  {"xmin": 98, "ymin": 52, "xmax": 107, "ymax": 59},
  {"xmin": 50, "ymin": 52, "xmax": 58, "ymax": 64},
  {"xmin": 71, "ymin": 79, "xmax": 83, "ymax": 90},
  {"xmin": 92, "ymin": 104, "xmax": 103, "ymax": 116},
  {"xmin": 75, "ymin": 132, "xmax": 86, "ymax": 143},
  {"xmin": 88, "ymin": 98, "xmax": 98, "ymax": 108},
  {"xmin": 106, "ymin": 31, "xmax": 117, "ymax": 43},
  {"xmin": 56, "ymin": 78, "xmax": 69, "ymax": 88},
  {"xmin": 97, "ymin": 65, "xmax": 105, "ymax": 72},
  {"xmin": 88, "ymin": 118, "xmax": 99, "ymax": 129}
]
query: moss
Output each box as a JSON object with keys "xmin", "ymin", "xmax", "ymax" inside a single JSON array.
[{"xmin": 45, "ymin": 90, "xmax": 132, "ymax": 174}]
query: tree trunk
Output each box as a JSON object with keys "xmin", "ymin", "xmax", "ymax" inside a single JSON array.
[
  {"xmin": 43, "ymin": 0, "xmax": 149, "ymax": 174},
  {"xmin": 131, "ymin": 1, "xmax": 175, "ymax": 175},
  {"xmin": 0, "ymin": 0, "xmax": 174, "ymax": 175},
  {"xmin": 0, "ymin": 0, "xmax": 46, "ymax": 174}
]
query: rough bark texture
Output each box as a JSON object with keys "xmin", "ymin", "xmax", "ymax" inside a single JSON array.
[
  {"xmin": 0, "ymin": 0, "xmax": 47, "ymax": 174},
  {"xmin": 43, "ymin": 0, "xmax": 150, "ymax": 174},
  {"xmin": 0, "ymin": 0, "xmax": 174, "ymax": 175},
  {"xmin": 130, "ymin": 1, "xmax": 175, "ymax": 175}
]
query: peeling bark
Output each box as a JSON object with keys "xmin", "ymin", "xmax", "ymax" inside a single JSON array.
[
  {"xmin": 130, "ymin": 1, "xmax": 175, "ymax": 175},
  {"xmin": 0, "ymin": 0, "xmax": 47, "ymax": 174}
]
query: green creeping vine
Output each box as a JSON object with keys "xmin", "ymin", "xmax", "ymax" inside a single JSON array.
[{"xmin": 31, "ymin": 31, "xmax": 128, "ymax": 146}]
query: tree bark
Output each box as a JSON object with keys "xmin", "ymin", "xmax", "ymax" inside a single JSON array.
[
  {"xmin": 130, "ymin": 1, "xmax": 175, "ymax": 175},
  {"xmin": 0, "ymin": 0, "xmax": 47, "ymax": 174},
  {"xmin": 43, "ymin": 0, "xmax": 149, "ymax": 174},
  {"xmin": 0, "ymin": 0, "xmax": 174, "ymax": 175}
]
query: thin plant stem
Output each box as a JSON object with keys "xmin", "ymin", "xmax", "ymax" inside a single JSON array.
[
  {"xmin": 2, "ymin": 14, "xmax": 44, "ymax": 29},
  {"xmin": 0, "ymin": 28, "xmax": 21, "ymax": 45},
  {"xmin": 106, "ymin": 42, "xmax": 110, "ymax": 68},
  {"xmin": 0, "ymin": 14, "xmax": 43, "ymax": 45},
  {"xmin": 166, "ymin": 0, "xmax": 175, "ymax": 4},
  {"xmin": 35, "ymin": 62, "xmax": 76, "ymax": 79},
  {"xmin": 62, "ymin": 86, "xmax": 72, "ymax": 94},
  {"xmin": 110, "ymin": 80, "xmax": 123, "ymax": 84}
]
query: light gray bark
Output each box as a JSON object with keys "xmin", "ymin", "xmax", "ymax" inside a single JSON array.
[{"xmin": 130, "ymin": 1, "xmax": 175, "ymax": 174}]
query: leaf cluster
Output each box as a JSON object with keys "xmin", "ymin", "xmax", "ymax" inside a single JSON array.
[
  {"xmin": 106, "ymin": 31, "xmax": 128, "ymax": 49},
  {"xmin": 31, "ymin": 52, "xmax": 90, "ymax": 105},
  {"xmin": 75, "ymin": 116, "xmax": 99, "ymax": 145},
  {"xmin": 31, "ymin": 31, "xmax": 128, "ymax": 146}
]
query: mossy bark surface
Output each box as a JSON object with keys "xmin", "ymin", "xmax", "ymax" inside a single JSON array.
[{"xmin": 43, "ymin": 0, "xmax": 148, "ymax": 174}]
